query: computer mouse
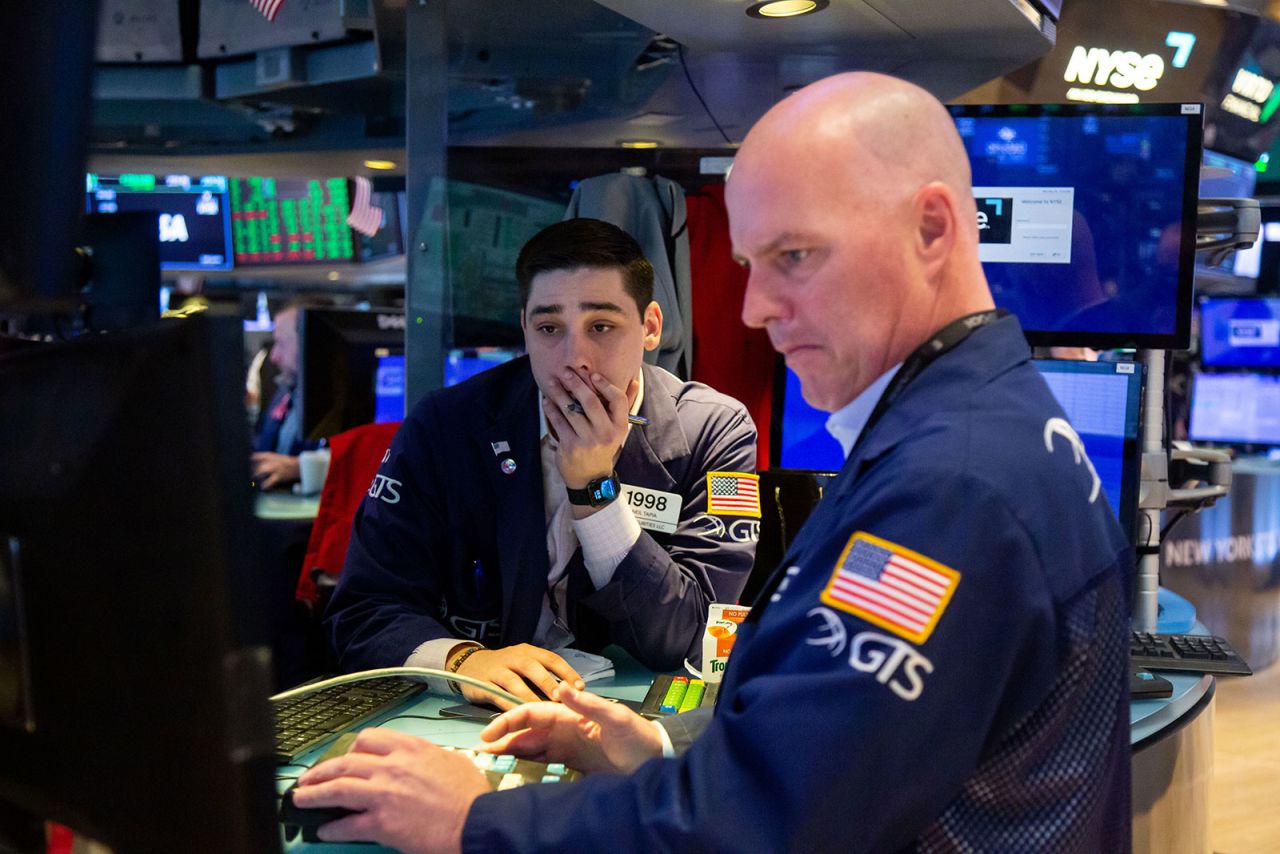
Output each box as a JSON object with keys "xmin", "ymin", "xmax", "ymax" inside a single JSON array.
[{"xmin": 279, "ymin": 785, "xmax": 360, "ymax": 844}]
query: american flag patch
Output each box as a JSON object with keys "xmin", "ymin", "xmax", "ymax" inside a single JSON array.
[
  {"xmin": 820, "ymin": 532, "xmax": 959, "ymax": 644},
  {"xmin": 706, "ymin": 472, "xmax": 761, "ymax": 518}
]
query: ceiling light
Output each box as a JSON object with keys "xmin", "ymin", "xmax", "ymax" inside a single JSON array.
[
  {"xmin": 363, "ymin": 159, "xmax": 398, "ymax": 170},
  {"xmin": 746, "ymin": 0, "xmax": 828, "ymax": 18},
  {"xmin": 619, "ymin": 140, "xmax": 660, "ymax": 149}
]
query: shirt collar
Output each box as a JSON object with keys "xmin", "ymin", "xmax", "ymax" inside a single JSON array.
[
  {"xmin": 539, "ymin": 370, "xmax": 645, "ymax": 441},
  {"xmin": 824, "ymin": 363, "xmax": 903, "ymax": 460}
]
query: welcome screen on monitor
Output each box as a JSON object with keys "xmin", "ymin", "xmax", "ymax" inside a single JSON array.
[{"xmin": 950, "ymin": 104, "xmax": 1200, "ymax": 348}]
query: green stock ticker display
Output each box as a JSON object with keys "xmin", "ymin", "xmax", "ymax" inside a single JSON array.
[{"xmin": 230, "ymin": 176, "xmax": 355, "ymax": 264}]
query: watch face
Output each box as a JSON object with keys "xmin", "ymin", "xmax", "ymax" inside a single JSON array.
[{"xmin": 598, "ymin": 479, "xmax": 617, "ymax": 501}]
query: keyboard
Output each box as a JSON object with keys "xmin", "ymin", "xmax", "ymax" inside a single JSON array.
[
  {"xmin": 639, "ymin": 674, "xmax": 719, "ymax": 718},
  {"xmin": 273, "ymin": 676, "xmax": 427, "ymax": 762},
  {"xmin": 1130, "ymin": 631, "xmax": 1253, "ymax": 676},
  {"xmin": 280, "ymin": 737, "xmax": 580, "ymax": 843}
]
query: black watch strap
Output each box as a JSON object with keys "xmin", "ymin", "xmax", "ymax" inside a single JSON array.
[{"xmin": 566, "ymin": 472, "xmax": 621, "ymax": 507}]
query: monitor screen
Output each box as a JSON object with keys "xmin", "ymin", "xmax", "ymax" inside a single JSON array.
[
  {"xmin": 1189, "ymin": 371, "xmax": 1280, "ymax": 446},
  {"xmin": 1200, "ymin": 298, "xmax": 1280, "ymax": 367},
  {"xmin": 229, "ymin": 176, "xmax": 355, "ymax": 265},
  {"xmin": 1032, "ymin": 359, "xmax": 1144, "ymax": 540},
  {"xmin": 85, "ymin": 173, "xmax": 233, "ymax": 271},
  {"xmin": 300, "ymin": 307, "xmax": 405, "ymax": 440},
  {"xmin": 1200, "ymin": 149, "xmax": 1258, "ymax": 200},
  {"xmin": 772, "ymin": 358, "xmax": 1144, "ymax": 537},
  {"xmin": 0, "ymin": 316, "xmax": 279, "ymax": 851},
  {"xmin": 950, "ymin": 103, "xmax": 1201, "ymax": 349},
  {"xmin": 445, "ymin": 346, "xmax": 522, "ymax": 388}
]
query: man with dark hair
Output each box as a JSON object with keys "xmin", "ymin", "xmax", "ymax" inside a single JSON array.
[
  {"xmin": 296, "ymin": 75, "xmax": 1131, "ymax": 853},
  {"xmin": 326, "ymin": 217, "xmax": 759, "ymax": 706}
]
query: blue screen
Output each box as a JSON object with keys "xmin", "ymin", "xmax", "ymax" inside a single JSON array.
[
  {"xmin": 374, "ymin": 354, "xmax": 405, "ymax": 423},
  {"xmin": 1190, "ymin": 372, "xmax": 1280, "ymax": 445},
  {"xmin": 1032, "ymin": 360, "xmax": 1143, "ymax": 530},
  {"xmin": 1200, "ymin": 298, "xmax": 1280, "ymax": 367},
  {"xmin": 951, "ymin": 105, "xmax": 1198, "ymax": 347},
  {"xmin": 444, "ymin": 347, "xmax": 521, "ymax": 388},
  {"xmin": 776, "ymin": 359, "xmax": 1142, "ymax": 532}
]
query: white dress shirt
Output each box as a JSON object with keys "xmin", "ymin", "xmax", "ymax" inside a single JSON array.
[{"xmin": 824, "ymin": 364, "xmax": 903, "ymax": 460}]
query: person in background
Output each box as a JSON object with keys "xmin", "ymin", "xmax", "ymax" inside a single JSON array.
[
  {"xmin": 290, "ymin": 73, "xmax": 1133, "ymax": 852},
  {"xmin": 251, "ymin": 297, "xmax": 326, "ymax": 490},
  {"xmin": 324, "ymin": 218, "xmax": 759, "ymax": 708}
]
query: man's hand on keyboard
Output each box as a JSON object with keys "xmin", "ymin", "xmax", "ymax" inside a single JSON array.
[
  {"xmin": 478, "ymin": 683, "xmax": 662, "ymax": 774},
  {"xmin": 456, "ymin": 644, "xmax": 586, "ymax": 710},
  {"xmin": 293, "ymin": 728, "xmax": 488, "ymax": 854}
]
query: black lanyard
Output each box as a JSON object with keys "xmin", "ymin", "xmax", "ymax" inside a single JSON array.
[
  {"xmin": 851, "ymin": 309, "xmax": 1005, "ymax": 457},
  {"xmin": 746, "ymin": 309, "xmax": 1004, "ymax": 620}
]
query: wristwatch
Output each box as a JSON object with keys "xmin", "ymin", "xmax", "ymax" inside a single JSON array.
[{"xmin": 566, "ymin": 472, "xmax": 621, "ymax": 507}]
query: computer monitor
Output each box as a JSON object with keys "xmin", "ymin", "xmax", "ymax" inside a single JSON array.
[
  {"xmin": 1200, "ymin": 297, "xmax": 1280, "ymax": 368},
  {"xmin": 299, "ymin": 307, "xmax": 406, "ymax": 440},
  {"xmin": 85, "ymin": 174, "xmax": 234, "ymax": 271},
  {"xmin": 229, "ymin": 177, "xmax": 356, "ymax": 265},
  {"xmin": 0, "ymin": 316, "xmax": 279, "ymax": 851},
  {"xmin": 950, "ymin": 103, "xmax": 1202, "ymax": 349},
  {"xmin": 1032, "ymin": 359, "xmax": 1144, "ymax": 541},
  {"xmin": 771, "ymin": 358, "xmax": 1144, "ymax": 538},
  {"xmin": 1189, "ymin": 371, "xmax": 1280, "ymax": 447}
]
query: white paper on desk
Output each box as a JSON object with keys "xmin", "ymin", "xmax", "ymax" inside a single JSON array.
[{"xmin": 558, "ymin": 648, "xmax": 615, "ymax": 683}]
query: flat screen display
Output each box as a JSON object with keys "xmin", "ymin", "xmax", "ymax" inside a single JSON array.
[
  {"xmin": 1200, "ymin": 298, "xmax": 1280, "ymax": 367},
  {"xmin": 773, "ymin": 358, "xmax": 1143, "ymax": 537},
  {"xmin": 229, "ymin": 177, "xmax": 355, "ymax": 264},
  {"xmin": 950, "ymin": 103, "xmax": 1201, "ymax": 349},
  {"xmin": 1189, "ymin": 371, "xmax": 1280, "ymax": 445},
  {"xmin": 85, "ymin": 174, "xmax": 232, "ymax": 271}
]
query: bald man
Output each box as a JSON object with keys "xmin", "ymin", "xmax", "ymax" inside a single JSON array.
[{"xmin": 290, "ymin": 73, "xmax": 1133, "ymax": 852}]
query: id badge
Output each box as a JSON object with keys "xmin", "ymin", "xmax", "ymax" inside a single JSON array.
[{"xmin": 620, "ymin": 484, "xmax": 683, "ymax": 533}]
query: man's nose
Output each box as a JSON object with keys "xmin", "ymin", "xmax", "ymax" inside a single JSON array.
[
  {"xmin": 562, "ymin": 329, "xmax": 592, "ymax": 373},
  {"xmin": 741, "ymin": 270, "xmax": 782, "ymax": 330}
]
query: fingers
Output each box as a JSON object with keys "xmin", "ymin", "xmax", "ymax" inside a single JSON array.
[
  {"xmin": 291, "ymin": 776, "xmax": 381, "ymax": 812},
  {"xmin": 479, "ymin": 701, "xmax": 571, "ymax": 742},
  {"xmin": 479, "ymin": 727, "xmax": 552, "ymax": 759},
  {"xmin": 556, "ymin": 684, "xmax": 634, "ymax": 727},
  {"xmin": 519, "ymin": 645, "xmax": 585, "ymax": 690}
]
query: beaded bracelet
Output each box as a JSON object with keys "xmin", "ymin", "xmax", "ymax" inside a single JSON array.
[{"xmin": 447, "ymin": 644, "xmax": 482, "ymax": 694}]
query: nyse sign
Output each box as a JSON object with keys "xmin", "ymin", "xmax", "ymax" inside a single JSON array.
[{"xmin": 1060, "ymin": 32, "xmax": 1196, "ymax": 104}]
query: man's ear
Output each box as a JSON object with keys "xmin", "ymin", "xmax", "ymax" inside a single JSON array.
[
  {"xmin": 915, "ymin": 182, "xmax": 958, "ymax": 277},
  {"xmin": 642, "ymin": 301, "xmax": 663, "ymax": 352}
]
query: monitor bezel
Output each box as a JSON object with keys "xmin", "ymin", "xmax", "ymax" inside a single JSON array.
[{"xmin": 948, "ymin": 102, "xmax": 1203, "ymax": 351}]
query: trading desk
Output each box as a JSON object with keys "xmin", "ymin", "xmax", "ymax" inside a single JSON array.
[
  {"xmin": 279, "ymin": 654, "xmax": 656, "ymax": 853},
  {"xmin": 278, "ymin": 599, "xmax": 1220, "ymax": 853}
]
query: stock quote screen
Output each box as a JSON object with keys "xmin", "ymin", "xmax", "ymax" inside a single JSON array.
[{"xmin": 229, "ymin": 177, "xmax": 355, "ymax": 264}]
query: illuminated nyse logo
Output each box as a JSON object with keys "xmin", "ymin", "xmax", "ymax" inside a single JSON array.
[
  {"xmin": 1221, "ymin": 68, "xmax": 1280, "ymax": 125},
  {"xmin": 1062, "ymin": 31, "xmax": 1195, "ymax": 104}
]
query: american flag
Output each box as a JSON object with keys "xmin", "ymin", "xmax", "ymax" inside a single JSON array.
[
  {"xmin": 251, "ymin": 0, "xmax": 286, "ymax": 22},
  {"xmin": 821, "ymin": 533, "xmax": 959, "ymax": 644},
  {"xmin": 706, "ymin": 472, "xmax": 760, "ymax": 517},
  {"xmin": 346, "ymin": 176, "xmax": 384, "ymax": 237}
]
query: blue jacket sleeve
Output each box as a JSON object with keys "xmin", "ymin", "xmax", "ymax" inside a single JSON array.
[
  {"xmin": 324, "ymin": 400, "xmax": 457, "ymax": 671},
  {"xmin": 583, "ymin": 403, "xmax": 758, "ymax": 671}
]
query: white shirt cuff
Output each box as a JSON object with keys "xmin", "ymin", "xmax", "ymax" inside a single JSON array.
[
  {"xmin": 654, "ymin": 719, "xmax": 676, "ymax": 758},
  {"xmin": 405, "ymin": 638, "xmax": 479, "ymax": 695},
  {"xmin": 573, "ymin": 497, "xmax": 643, "ymax": 589}
]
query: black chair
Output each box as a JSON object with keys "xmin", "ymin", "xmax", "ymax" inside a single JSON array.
[{"xmin": 741, "ymin": 468, "xmax": 838, "ymax": 605}]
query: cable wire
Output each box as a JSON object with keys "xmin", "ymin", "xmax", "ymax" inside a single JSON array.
[
  {"xmin": 677, "ymin": 43, "xmax": 734, "ymax": 146},
  {"xmin": 269, "ymin": 667, "xmax": 524, "ymax": 708}
]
